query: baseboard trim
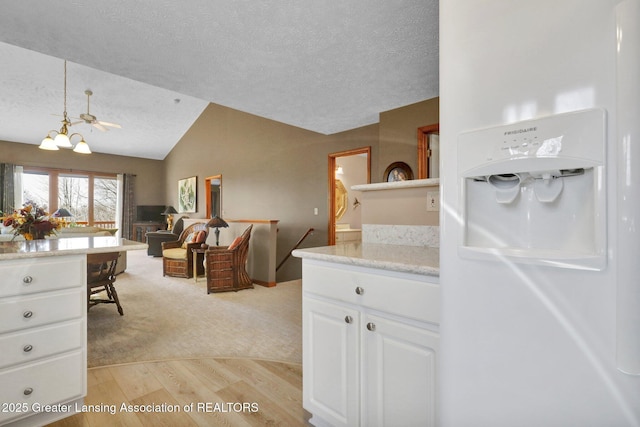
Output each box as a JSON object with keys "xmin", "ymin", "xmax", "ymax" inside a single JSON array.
[{"xmin": 253, "ymin": 279, "xmax": 276, "ymax": 287}]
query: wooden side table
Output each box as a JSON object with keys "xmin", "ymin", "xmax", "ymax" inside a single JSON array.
[{"xmin": 191, "ymin": 247, "xmax": 207, "ymax": 283}]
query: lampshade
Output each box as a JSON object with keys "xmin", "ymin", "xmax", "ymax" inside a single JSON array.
[
  {"xmin": 162, "ymin": 206, "xmax": 178, "ymax": 215},
  {"xmin": 53, "ymin": 208, "xmax": 73, "ymax": 217},
  {"xmin": 206, "ymin": 216, "xmax": 229, "ymax": 228},
  {"xmin": 39, "ymin": 136, "xmax": 59, "ymax": 151},
  {"xmin": 207, "ymin": 216, "xmax": 228, "ymax": 246},
  {"xmin": 54, "ymin": 132, "xmax": 72, "ymax": 148},
  {"xmin": 72, "ymin": 139, "xmax": 92, "ymax": 154}
]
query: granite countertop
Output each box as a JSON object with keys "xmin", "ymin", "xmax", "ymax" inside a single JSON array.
[
  {"xmin": 293, "ymin": 242, "xmax": 439, "ymax": 277},
  {"xmin": 0, "ymin": 236, "xmax": 147, "ymax": 260}
]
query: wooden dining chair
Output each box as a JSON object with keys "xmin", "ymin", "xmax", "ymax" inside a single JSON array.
[{"xmin": 87, "ymin": 252, "xmax": 123, "ymax": 315}]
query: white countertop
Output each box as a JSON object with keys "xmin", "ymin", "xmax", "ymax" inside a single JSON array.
[
  {"xmin": 293, "ymin": 242, "xmax": 439, "ymax": 277},
  {"xmin": 352, "ymin": 178, "xmax": 439, "ymax": 192},
  {"xmin": 0, "ymin": 236, "xmax": 147, "ymax": 260}
]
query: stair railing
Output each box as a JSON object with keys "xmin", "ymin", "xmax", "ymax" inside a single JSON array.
[{"xmin": 276, "ymin": 227, "xmax": 314, "ymax": 272}]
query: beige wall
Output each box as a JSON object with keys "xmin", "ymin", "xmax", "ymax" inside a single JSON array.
[
  {"xmin": 165, "ymin": 98, "xmax": 439, "ymax": 281},
  {"xmin": 164, "ymin": 103, "xmax": 380, "ymax": 281},
  {"xmin": 1, "ymin": 96, "xmax": 439, "ymax": 281},
  {"xmin": 378, "ymin": 97, "xmax": 440, "ymax": 182},
  {"xmin": 360, "ymin": 184, "xmax": 440, "ymax": 226},
  {"xmin": 0, "ymin": 140, "xmax": 165, "ymax": 205}
]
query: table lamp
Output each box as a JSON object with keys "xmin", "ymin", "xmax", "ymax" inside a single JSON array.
[
  {"xmin": 162, "ymin": 206, "xmax": 178, "ymax": 231},
  {"xmin": 52, "ymin": 207, "xmax": 73, "ymax": 227},
  {"xmin": 206, "ymin": 216, "xmax": 229, "ymax": 246}
]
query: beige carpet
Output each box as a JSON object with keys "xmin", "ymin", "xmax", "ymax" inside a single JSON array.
[{"xmin": 87, "ymin": 250, "xmax": 302, "ymax": 368}]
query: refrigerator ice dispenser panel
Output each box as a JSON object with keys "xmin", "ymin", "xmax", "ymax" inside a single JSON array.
[{"xmin": 458, "ymin": 108, "xmax": 606, "ymax": 270}]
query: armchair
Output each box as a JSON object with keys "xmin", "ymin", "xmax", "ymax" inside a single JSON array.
[
  {"xmin": 204, "ymin": 225, "xmax": 254, "ymax": 293},
  {"xmin": 146, "ymin": 216, "xmax": 188, "ymax": 257},
  {"xmin": 162, "ymin": 222, "xmax": 208, "ymax": 278}
]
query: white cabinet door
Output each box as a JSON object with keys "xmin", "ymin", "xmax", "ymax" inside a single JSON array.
[
  {"xmin": 362, "ymin": 313, "xmax": 439, "ymax": 427},
  {"xmin": 303, "ymin": 297, "xmax": 360, "ymax": 427}
]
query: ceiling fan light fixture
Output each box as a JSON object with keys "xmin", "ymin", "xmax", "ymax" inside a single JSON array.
[
  {"xmin": 39, "ymin": 135, "xmax": 59, "ymax": 150},
  {"xmin": 72, "ymin": 89, "xmax": 121, "ymax": 132},
  {"xmin": 41, "ymin": 60, "xmax": 91, "ymax": 154},
  {"xmin": 53, "ymin": 131, "xmax": 72, "ymax": 148},
  {"xmin": 72, "ymin": 138, "xmax": 91, "ymax": 154}
]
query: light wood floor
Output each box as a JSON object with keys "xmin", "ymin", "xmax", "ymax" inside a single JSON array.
[{"xmin": 47, "ymin": 357, "xmax": 311, "ymax": 427}]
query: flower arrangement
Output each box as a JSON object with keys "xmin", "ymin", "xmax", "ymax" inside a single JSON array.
[{"xmin": 2, "ymin": 202, "xmax": 61, "ymax": 240}]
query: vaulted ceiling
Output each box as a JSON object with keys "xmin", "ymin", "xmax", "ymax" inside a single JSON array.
[{"xmin": 0, "ymin": 1, "xmax": 439, "ymax": 160}]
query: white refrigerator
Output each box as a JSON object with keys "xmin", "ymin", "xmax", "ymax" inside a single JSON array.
[{"xmin": 440, "ymin": 1, "xmax": 640, "ymax": 426}]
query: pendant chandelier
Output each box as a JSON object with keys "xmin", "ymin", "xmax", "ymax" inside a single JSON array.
[{"xmin": 39, "ymin": 60, "xmax": 91, "ymax": 154}]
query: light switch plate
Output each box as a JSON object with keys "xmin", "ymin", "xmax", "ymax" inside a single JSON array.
[{"xmin": 427, "ymin": 191, "xmax": 440, "ymax": 211}]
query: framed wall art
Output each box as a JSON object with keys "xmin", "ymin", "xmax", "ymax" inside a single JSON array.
[
  {"xmin": 384, "ymin": 162, "xmax": 413, "ymax": 182},
  {"xmin": 178, "ymin": 176, "xmax": 197, "ymax": 213}
]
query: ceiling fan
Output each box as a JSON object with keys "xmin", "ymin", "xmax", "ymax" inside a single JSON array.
[{"xmin": 71, "ymin": 90, "xmax": 122, "ymax": 132}]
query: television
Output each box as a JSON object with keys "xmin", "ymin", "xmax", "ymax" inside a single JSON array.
[{"xmin": 136, "ymin": 205, "xmax": 166, "ymax": 223}]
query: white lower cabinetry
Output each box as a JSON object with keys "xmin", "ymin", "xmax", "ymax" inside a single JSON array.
[
  {"xmin": 302, "ymin": 260, "xmax": 440, "ymax": 427},
  {"xmin": 304, "ymin": 298, "xmax": 360, "ymax": 426},
  {"xmin": 0, "ymin": 255, "xmax": 86, "ymax": 427}
]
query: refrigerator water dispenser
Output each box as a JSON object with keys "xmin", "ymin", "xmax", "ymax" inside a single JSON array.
[{"xmin": 458, "ymin": 108, "xmax": 606, "ymax": 270}]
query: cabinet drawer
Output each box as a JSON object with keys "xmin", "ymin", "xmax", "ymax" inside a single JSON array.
[
  {"xmin": 0, "ymin": 320, "xmax": 84, "ymax": 370},
  {"xmin": 0, "ymin": 350, "xmax": 85, "ymax": 424},
  {"xmin": 0, "ymin": 256, "xmax": 84, "ymax": 298},
  {"xmin": 0, "ymin": 289, "xmax": 84, "ymax": 334},
  {"xmin": 303, "ymin": 262, "xmax": 440, "ymax": 324}
]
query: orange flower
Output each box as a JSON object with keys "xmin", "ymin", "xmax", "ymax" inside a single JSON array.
[{"xmin": 6, "ymin": 202, "xmax": 59, "ymax": 240}]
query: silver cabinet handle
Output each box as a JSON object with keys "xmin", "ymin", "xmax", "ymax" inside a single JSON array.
[
  {"xmin": 23, "ymin": 388, "xmax": 33, "ymax": 396},
  {"xmin": 22, "ymin": 276, "xmax": 33, "ymax": 284},
  {"xmin": 355, "ymin": 286, "xmax": 364, "ymax": 295},
  {"xmin": 23, "ymin": 344, "xmax": 33, "ymax": 353},
  {"xmin": 344, "ymin": 315, "xmax": 353, "ymax": 324},
  {"xmin": 23, "ymin": 311, "xmax": 33, "ymax": 318},
  {"xmin": 366, "ymin": 322, "xmax": 376, "ymax": 331}
]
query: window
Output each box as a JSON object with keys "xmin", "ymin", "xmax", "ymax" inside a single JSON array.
[
  {"xmin": 21, "ymin": 167, "xmax": 118, "ymax": 228},
  {"xmin": 94, "ymin": 176, "xmax": 118, "ymax": 225},
  {"xmin": 59, "ymin": 174, "xmax": 89, "ymax": 222},
  {"xmin": 22, "ymin": 171, "xmax": 49, "ymax": 211}
]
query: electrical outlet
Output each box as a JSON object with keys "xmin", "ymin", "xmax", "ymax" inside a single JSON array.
[{"xmin": 427, "ymin": 191, "xmax": 439, "ymax": 211}]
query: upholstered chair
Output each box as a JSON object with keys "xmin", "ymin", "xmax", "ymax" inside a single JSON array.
[
  {"xmin": 204, "ymin": 224, "xmax": 254, "ymax": 293},
  {"xmin": 161, "ymin": 222, "xmax": 208, "ymax": 278},
  {"xmin": 146, "ymin": 216, "xmax": 188, "ymax": 257}
]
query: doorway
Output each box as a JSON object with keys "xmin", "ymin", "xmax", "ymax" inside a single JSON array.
[
  {"xmin": 328, "ymin": 147, "xmax": 371, "ymax": 245},
  {"xmin": 418, "ymin": 124, "xmax": 440, "ymax": 179},
  {"xmin": 205, "ymin": 175, "xmax": 222, "ymax": 218}
]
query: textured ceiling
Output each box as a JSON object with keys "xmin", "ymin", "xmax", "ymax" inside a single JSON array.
[{"xmin": 0, "ymin": 1, "xmax": 439, "ymax": 160}]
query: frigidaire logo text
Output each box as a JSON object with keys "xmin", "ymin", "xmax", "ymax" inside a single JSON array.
[{"xmin": 504, "ymin": 126, "xmax": 537, "ymax": 136}]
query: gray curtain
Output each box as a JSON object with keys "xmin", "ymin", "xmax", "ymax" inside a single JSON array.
[
  {"xmin": 121, "ymin": 174, "xmax": 136, "ymax": 240},
  {"xmin": 0, "ymin": 163, "xmax": 16, "ymax": 214}
]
